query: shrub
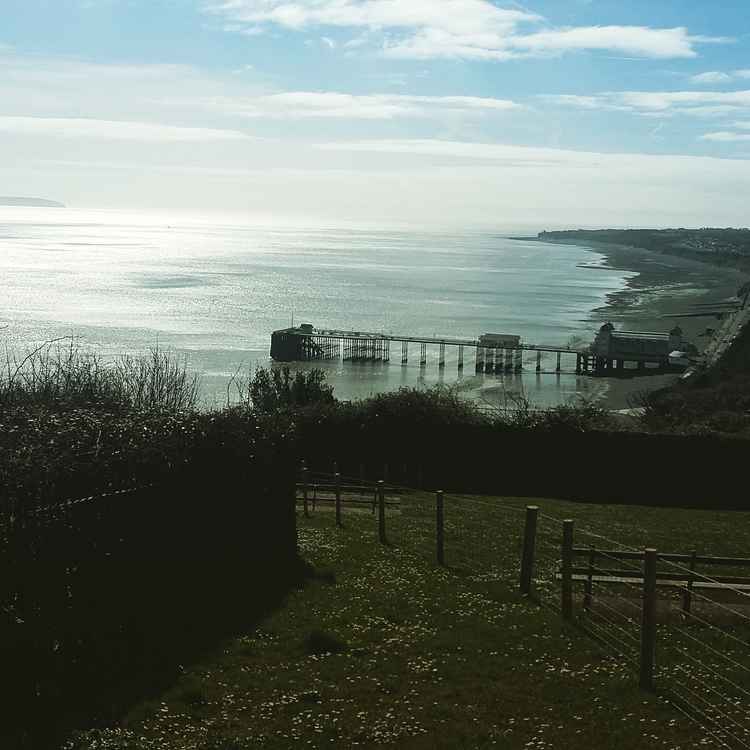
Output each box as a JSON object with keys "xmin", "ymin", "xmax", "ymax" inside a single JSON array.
[
  {"xmin": 0, "ymin": 339, "xmax": 200, "ymax": 412},
  {"xmin": 230, "ymin": 366, "xmax": 334, "ymax": 412}
]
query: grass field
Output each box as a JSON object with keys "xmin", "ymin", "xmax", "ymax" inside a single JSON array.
[{"xmin": 66, "ymin": 492, "xmax": 750, "ymax": 750}]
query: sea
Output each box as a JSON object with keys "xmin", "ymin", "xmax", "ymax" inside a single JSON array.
[{"xmin": 0, "ymin": 207, "xmax": 638, "ymax": 409}]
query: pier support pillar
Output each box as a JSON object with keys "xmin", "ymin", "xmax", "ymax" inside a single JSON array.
[
  {"xmin": 458, "ymin": 345, "xmax": 464, "ymax": 371},
  {"xmin": 556, "ymin": 352, "xmax": 562, "ymax": 374},
  {"xmin": 536, "ymin": 351, "xmax": 542, "ymax": 373},
  {"xmin": 575, "ymin": 354, "xmax": 582, "ymax": 375},
  {"xmin": 439, "ymin": 342, "xmax": 446, "ymax": 369},
  {"xmin": 420, "ymin": 342, "xmax": 427, "ymax": 367},
  {"xmin": 515, "ymin": 348, "xmax": 523, "ymax": 373},
  {"xmin": 485, "ymin": 347, "xmax": 495, "ymax": 374},
  {"xmin": 496, "ymin": 348, "xmax": 504, "ymax": 372},
  {"xmin": 402, "ymin": 341, "xmax": 408, "ymax": 365},
  {"xmin": 476, "ymin": 347, "xmax": 485, "ymax": 373}
]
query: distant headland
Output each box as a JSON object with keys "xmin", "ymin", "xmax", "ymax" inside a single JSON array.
[
  {"xmin": 0, "ymin": 196, "xmax": 65, "ymax": 208},
  {"xmin": 539, "ymin": 228, "xmax": 750, "ymax": 273}
]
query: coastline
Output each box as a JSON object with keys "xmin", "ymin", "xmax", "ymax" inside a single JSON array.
[{"xmin": 539, "ymin": 237, "xmax": 750, "ymax": 410}]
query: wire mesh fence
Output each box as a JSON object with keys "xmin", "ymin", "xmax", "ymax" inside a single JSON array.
[
  {"xmin": 295, "ymin": 468, "xmax": 529, "ymax": 577},
  {"xmin": 295, "ymin": 467, "xmax": 750, "ymax": 748},
  {"xmin": 553, "ymin": 518, "xmax": 750, "ymax": 749}
]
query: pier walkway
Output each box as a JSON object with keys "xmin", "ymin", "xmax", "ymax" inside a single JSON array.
[{"xmin": 270, "ymin": 325, "xmax": 590, "ymax": 375}]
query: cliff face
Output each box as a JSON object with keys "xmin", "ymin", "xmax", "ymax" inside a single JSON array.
[{"xmin": 0, "ymin": 196, "xmax": 65, "ymax": 208}]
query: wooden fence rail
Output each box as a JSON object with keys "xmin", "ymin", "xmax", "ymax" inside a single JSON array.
[
  {"xmin": 519, "ymin": 505, "xmax": 750, "ymax": 694},
  {"xmin": 296, "ymin": 467, "xmax": 750, "ymax": 707}
]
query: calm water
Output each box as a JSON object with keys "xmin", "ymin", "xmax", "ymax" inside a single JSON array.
[{"xmin": 0, "ymin": 207, "xmax": 637, "ymax": 408}]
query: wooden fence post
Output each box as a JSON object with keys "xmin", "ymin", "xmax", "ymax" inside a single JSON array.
[
  {"xmin": 561, "ymin": 519, "xmax": 574, "ymax": 620},
  {"xmin": 436, "ymin": 491, "xmax": 445, "ymax": 566},
  {"xmin": 378, "ymin": 480, "xmax": 386, "ymax": 544},
  {"xmin": 335, "ymin": 472, "xmax": 342, "ymax": 528},
  {"xmin": 359, "ymin": 463, "xmax": 365, "ymax": 497},
  {"xmin": 519, "ymin": 505, "xmax": 539, "ymax": 596},
  {"xmin": 682, "ymin": 549, "xmax": 697, "ymax": 614},
  {"xmin": 640, "ymin": 548, "xmax": 658, "ymax": 692},
  {"xmin": 312, "ymin": 484, "xmax": 317, "ymax": 512},
  {"xmin": 583, "ymin": 547, "xmax": 595, "ymax": 610},
  {"xmin": 302, "ymin": 466, "xmax": 310, "ymax": 518}
]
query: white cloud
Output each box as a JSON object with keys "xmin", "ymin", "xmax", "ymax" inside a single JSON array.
[
  {"xmin": 618, "ymin": 90, "xmax": 750, "ymax": 111},
  {"xmin": 508, "ymin": 25, "xmax": 703, "ymax": 59},
  {"xmin": 676, "ymin": 105, "xmax": 746, "ymax": 118},
  {"xmin": 227, "ymin": 92, "xmax": 521, "ymax": 119},
  {"xmin": 206, "ymin": 1, "xmax": 718, "ymax": 61},
  {"xmin": 690, "ymin": 71, "xmax": 732, "ymax": 85},
  {"xmin": 316, "ymin": 138, "xmax": 606, "ymax": 165},
  {"xmin": 9, "ymin": 134, "xmax": 750, "ymax": 226},
  {"xmin": 701, "ymin": 131, "xmax": 750, "ymax": 143},
  {"xmin": 732, "ymin": 121, "xmax": 750, "ymax": 130},
  {"xmin": 304, "ymin": 138, "xmax": 750, "ymax": 227},
  {"xmin": 0, "ymin": 116, "xmax": 249, "ymax": 141},
  {"xmin": 0, "ymin": 52, "xmax": 517, "ymax": 130},
  {"xmin": 344, "ymin": 34, "xmax": 369, "ymax": 49},
  {"xmin": 0, "ymin": 55, "xmax": 268, "ymax": 123},
  {"xmin": 207, "ymin": 0, "xmax": 537, "ymax": 35},
  {"xmin": 689, "ymin": 69, "xmax": 750, "ymax": 85},
  {"xmin": 546, "ymin": 89, "xmax": 750, "ymax": 116}
]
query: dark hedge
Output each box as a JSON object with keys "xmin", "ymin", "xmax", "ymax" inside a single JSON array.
[{"xmin": 0, "ymin": 405, "xmax": 300, "ymax": 749}]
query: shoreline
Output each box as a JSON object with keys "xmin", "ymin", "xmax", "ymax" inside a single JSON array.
[{"xmin": 537, "ymin": 237, "xmax": 750, "ymax": 410}]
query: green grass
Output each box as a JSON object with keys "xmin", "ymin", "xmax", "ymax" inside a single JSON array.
[{"xmin": 65, "ymin": 494, "xmax": 750, "ymax": 750}]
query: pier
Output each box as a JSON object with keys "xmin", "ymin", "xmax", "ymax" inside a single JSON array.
[{"xmin": 270, "ymin": 324, "xmax": 590, "ymax": 375}]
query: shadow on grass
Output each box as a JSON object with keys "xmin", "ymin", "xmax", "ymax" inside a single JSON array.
[{"xmin": 4, "ymin": 557, "xmax": 314, "ymax": 750}]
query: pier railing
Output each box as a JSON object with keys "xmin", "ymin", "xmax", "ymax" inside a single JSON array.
[{"xmin": 271, "ymin": 325, "xmax": 591, "ymax": 374}]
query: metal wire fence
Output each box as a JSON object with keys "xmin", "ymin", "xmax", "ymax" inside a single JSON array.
[{"xmin": 296, "ymin": 467, "xmax": 750, "ymax": 748}]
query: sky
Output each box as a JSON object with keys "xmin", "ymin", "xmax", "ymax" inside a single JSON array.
[{"xmin": 2, "ymin": 0, "xmax": 750, "ymax": 227}]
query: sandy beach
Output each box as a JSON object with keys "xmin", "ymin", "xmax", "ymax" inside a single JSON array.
[{"xmin": 546, "ymin": 238, "xmax": 750, "ymax": 410}]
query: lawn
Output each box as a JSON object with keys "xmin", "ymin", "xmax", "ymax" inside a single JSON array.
[{"xmin": 66, "ymin": 491, "xmax": 750, "ymax": 750}]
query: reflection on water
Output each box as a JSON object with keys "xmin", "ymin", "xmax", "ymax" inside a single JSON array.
[
  {"xmin": 0, "ymin": 207, "xmax": 632, "ymax": 409},
  {"xmin": 253, "ymin": 357, "xmax": 604, "ymax": 414}
]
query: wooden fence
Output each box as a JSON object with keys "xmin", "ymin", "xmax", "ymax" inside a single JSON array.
[
  {"xmin": 297, "ymin": 465, "xmax": 750, "ymax": 747},
  {"xmin": 519, "ymin": 508, "xmax": 750, "ymax": 687}
]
